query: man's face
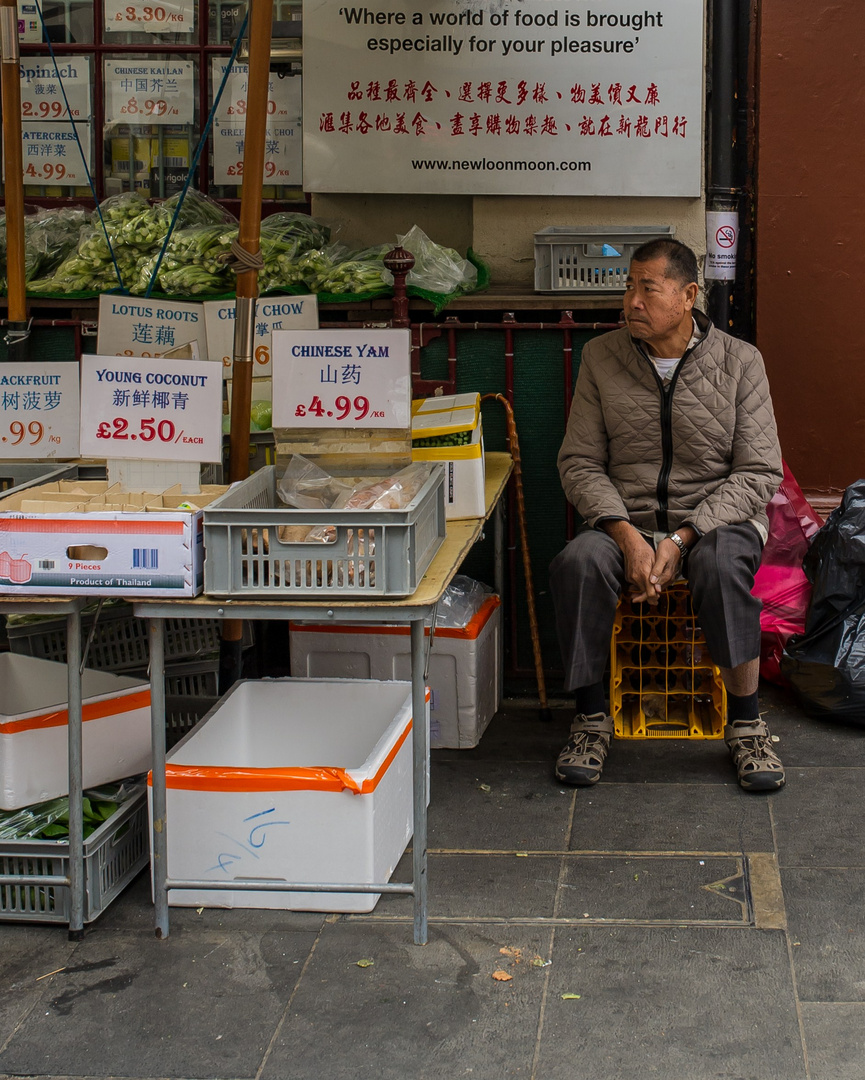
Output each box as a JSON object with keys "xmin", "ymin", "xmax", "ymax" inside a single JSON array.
[{"xmin": 623, "ymin": 257, "xmax": 698, "ymax": 355}]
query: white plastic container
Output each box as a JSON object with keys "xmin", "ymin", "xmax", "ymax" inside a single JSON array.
[
  {"xmin": 0, "ymin": 654, "xmax": 151, "ymax": 810},
  {"xmin": 289, "ymin": 595, "xmax": 502, "ymax": 749},
  {"xmin": 152, "ymin": 678, "xmax": 419, "ymax": 912}
]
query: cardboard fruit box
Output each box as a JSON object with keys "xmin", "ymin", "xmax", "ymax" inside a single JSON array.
[{"xmin": 411, "ymin": 393, "xmax": 485, "ymax": 520}]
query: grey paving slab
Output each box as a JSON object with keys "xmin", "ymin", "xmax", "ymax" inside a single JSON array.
[
  {"xmin": 428, "ymin": 758, "xmax": 573, "ymax": 850},
  {"xmin": 759, "ymin": 683, "xmax": 865, "ymax": 767},
  {"xmin": 556, "ymin": 855, "xmax": 748, "ymax": 923},
  {"xmin": 373, "ymin": 852, "xmax": 561, "ymax": 920},
  {"xmin": 534, "ymin": 925, "xmax": 806, "ymax": 1080},
  {"xmin": 771, "ymin": 768, "xmax": 865, "ymax": 868},
  {"xmin": 0, "ymin": 927, "xmax": 318, "ymax": 1079},
  {"xmin": 800, "ymin": 1002, "xmax": 865, "ymax": 1080},
  {"xmin": 0, "ymin": 926, "xmax": 76, "ymax": 1051},
  {"xmin": 260, "ymin": 921, "xmax": 551, "ymax": 1080},
  {"xmin": 567, "ymin": 781, "xmax": 774, "ymax": 853},
  {"xmin": 431, "ymin": 704, "xmax": 563, "ymax": 763},
  {"xmin": 783, "ymin": 867, "xmax": 865, "ymax": 1002},
  {"xmin": 600, "ymin": 733, "xmax": 736, "ymax": 785}
]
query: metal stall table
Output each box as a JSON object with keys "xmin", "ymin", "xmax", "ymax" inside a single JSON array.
[
  {"xmin": 135, "ymin": 453, "xmax": 513, "ymax": 946},
  {"xmin": 0, "ymin": 597, "xmax": 89, "ymax": 938}
]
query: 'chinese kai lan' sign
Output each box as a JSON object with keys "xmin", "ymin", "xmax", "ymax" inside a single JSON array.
[{"xmin": 303, "ymin": 0, "xmax": 704, "ymax": 196}]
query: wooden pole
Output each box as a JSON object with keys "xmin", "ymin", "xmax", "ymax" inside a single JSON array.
[
  {"xmin": 0, "ymin": 0, "xmax": 29, "ymax": 353},
  {"xmin": 220, "ymin": 0, "xmax": 273, "ymax": 691}
]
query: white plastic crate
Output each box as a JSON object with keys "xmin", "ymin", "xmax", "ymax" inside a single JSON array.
[
  {"xmin": 289, "ymin": 595, "xmax": 502, "ymax": 749},
  {"xmin": 152, "ymin": 678, "xmax": 419, "ymax": 912},
  {"xmin": 203, "ymin": 464, "xmax": 446, "ymax": 599},
  {"xmin": 0, "ymin": 654, "xmax": 151, "ymax": 810},
  {"xmin": 534, "ymin": 225, "xmax": 676, "ymax": 292},
  {"xmin": 0, "ymin": 789, "xmax": 149, "ymax": 924}
]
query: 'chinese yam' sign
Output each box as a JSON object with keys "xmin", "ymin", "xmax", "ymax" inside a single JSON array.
[
  {"xmin": 271, "ymin": 329, "xmax": 411, "ymax": 429},
  {"xmin": 303, "ymin": 0, "xmax": 703, "ymax": 196},
  {"xmin": 79, "ymin": 354, "xmax": 223, "ymax": 463}
]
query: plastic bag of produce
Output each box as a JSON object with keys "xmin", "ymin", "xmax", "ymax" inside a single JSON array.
[
  {"xmin": 382, "ymin": 224, "xmax": 478, "ymax": 294},
  {"xmin": 276, "ymin": 453, "xmax": 352, "ymax": 509},
  {"xmin": 753, "ymin": 461, "xmax": 824, "ymax": 684},
  {"xmin": 781, "ymin": 478, "xmax": 865, "ymax": 722}
]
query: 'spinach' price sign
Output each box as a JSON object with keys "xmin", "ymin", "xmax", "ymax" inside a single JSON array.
[
  {"xmin": 79, "ymin": 354, "xmax": 223, "ymax": 462},
  {"xmin": 271, "ymin": 329, "xmax": 411, "ymax": 429},
  {"xmin": 0, "ymin": 363, "xmax": 80, "ymax": 459}
]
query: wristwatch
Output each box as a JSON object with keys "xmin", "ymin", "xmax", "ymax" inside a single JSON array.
[{"xmin": 667, "ymin": 532, "xmax": 688, "ymax": 558}]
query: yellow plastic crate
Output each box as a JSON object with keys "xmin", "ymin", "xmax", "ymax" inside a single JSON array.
[{"xmin": 610, "ymin": 585, "xmax": 727, "ymax": 739}]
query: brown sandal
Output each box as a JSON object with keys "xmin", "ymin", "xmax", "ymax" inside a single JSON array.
[
  {"xmin": 555, "ymin": 713, "xmax": 614, "ymax": 786},
  {"xmin": 724, "ymin": 719, "xmax": 786, "ymax": 791}
]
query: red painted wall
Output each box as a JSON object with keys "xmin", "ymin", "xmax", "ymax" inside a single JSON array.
[{"xmin": 755, "ymin": 2, "xmax": 865, "ymax": 492}]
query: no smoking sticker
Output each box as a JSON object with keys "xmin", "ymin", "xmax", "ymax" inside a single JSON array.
[{"xmin": 715, "ymin": 225, "xmax": 736, "ymax": 249}]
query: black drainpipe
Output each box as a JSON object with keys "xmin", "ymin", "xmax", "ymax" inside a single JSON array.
[{"xmin": 706, "ymin": 0, "xmax": 741, "ymax": 334}]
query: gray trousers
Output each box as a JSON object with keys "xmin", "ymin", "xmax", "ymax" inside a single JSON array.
[{"xmin": 549, "ymin": 524, "xmax": 764, "ymax": 691}]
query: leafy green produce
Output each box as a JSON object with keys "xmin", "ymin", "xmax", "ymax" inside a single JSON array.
[
  {"xmin": 412, "ymin": 430, "xmax": 472, "ymax": 448},
  {"xmin": 0, "ymin": 782, "xmax": 141, "ymax": 841}
]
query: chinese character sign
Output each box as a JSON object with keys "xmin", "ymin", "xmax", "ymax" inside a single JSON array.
[
  {"xmin": 20, "ymin": 57, "xmax": 90, "ymax": 121},
  {"xmin": 79, "ymin": 355, "xmax": 223, "ymax": 462},
  {"xmin": 17, "ymin": 123, "xmax": 90, "ymax": 186},
  {"xmin": 0, "ymin": 364, "xmax": 80, "ymax": 459},
  {"xmin": 271, "ymin": 329, "xmax": 411, "ymax": 428},
  {"xmin": 96, "ymin": 295, "xmax": 207, "ymax": 359},
  {"xmin": 203, "ymin": 295, "xmax": 319, "ymax": 378},
  {"xmin": 303, "ymin": 0, "xmax": 704, "ymax": 196},
  {"xmin": 103, "ymin": 59, "xmax": 195, "ymax": 125}
]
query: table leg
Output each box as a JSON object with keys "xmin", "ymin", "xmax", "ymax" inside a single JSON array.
[
  {"xmin": 493, "ymin": 497, "xmax": 505, "ymax": 601},
  {"xmin": 149, "ymin": 618, "xmax": 169, "ymax": 938},
  {"xmin": 410, "ymin": 617, "xmax": 428, "ymax": 946},
  {"xmin": 66, "ymin": 610, "xmax": 84, "ymax": 940}
]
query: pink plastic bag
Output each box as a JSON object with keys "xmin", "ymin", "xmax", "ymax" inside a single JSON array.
[{"xmin": 752, "ymin": 461, "xmax": 823, "ymax": 684}]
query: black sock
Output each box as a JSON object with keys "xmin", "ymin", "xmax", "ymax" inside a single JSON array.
[
  {"xmin": 574, "ymin": 681, "xmax": 607, "ymax": 717},
  {"xmin": 727, "ymin": 690, "xmax": 759, "ymax": 722}
]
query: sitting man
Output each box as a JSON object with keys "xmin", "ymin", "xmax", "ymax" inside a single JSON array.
[{"xmin": 549, "ymin": 238, "xmax": 785, "ymax": 792}]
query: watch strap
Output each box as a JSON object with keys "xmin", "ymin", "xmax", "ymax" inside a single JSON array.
[{"xmin": 667, "ymin": 532, "xmax": 688, "ymax": 557}]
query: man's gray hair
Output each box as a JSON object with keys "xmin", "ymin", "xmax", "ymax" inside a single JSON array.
[{"xmin": 630, "ymin": 238, "xmax": 698, "ymax": 287}]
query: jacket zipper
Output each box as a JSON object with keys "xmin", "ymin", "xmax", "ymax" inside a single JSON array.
[{"xmin": 636, "ymin": 341, "xmax": 699, "ymax": 534}]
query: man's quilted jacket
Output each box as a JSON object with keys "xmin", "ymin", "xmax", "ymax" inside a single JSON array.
[{"xmin": 557, "ymin": 310, "xmax": 783, "ymax": 537}]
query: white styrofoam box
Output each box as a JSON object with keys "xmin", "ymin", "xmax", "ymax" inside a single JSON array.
[
  {"xmin": 0, "ymin": 654, "xmax": 151, "ymax": 810},
  {"xmin": 289, "ymin": 595, "xmax": 502, "ymax": 749},
  {"xmin": 152, "ymin": 678, "xmax": 422, "ymax": 912}
]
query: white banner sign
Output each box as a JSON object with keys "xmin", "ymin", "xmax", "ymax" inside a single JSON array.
[
  {"xmin": 97, "ymin": 295, "xmax": 207, "ymax": 359},
  {"xmin": 0, "ymin": 364, "xmax": 80, "ymax": 459},
  {"xmin": 104, "ymin": 0, "xmax": 195, "ymax": 34},
  {"xmin": 272, "ymin": 329, "xmax": 411, "ymax": 428},
  {"xmin": 79, "ymin": 355, "xmax": 223, "ymax": 463},
  {"xmin": 211, "ymin": 61, "xmax": 303, "ymax": 185},
  {"xmin": 19, "ymin": 122, "xmax": 90, "ymax": 186},
  {"xmin": 204, "ymin": 295, "xmax": 319, "ymax": 378},
  {"xmin": 104, "ymin": 59, "xmax": 195, "ymax": 125},
  {"xmin": 20, "ymin": 57, "xmax": 90, "ymax": 121},
  {"xmin": 303, "ymin": 0, "xmax": 704, "ymax": 196}
]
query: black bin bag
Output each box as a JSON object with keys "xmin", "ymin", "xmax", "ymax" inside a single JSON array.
[{"xmin": 781, "ymin": 479, "xmax": 865, "ymax": 723}]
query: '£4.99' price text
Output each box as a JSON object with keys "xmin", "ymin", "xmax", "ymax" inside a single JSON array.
[
  {"xmin": 95, "ymin": 417, "xmax": 203, "ymax": 444},
  {"xmin": 294, "ymin": 395, "xmax": 382, "ymax": 421}
]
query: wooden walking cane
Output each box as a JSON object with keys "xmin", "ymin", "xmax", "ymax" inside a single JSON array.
[{"xmin": 482, "ymin": 394, "xmax": 552, "ymax": 721}]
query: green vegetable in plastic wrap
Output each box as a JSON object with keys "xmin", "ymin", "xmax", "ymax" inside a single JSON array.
[{"xmin": 412, "ymin": 431, "xmax": 472, "ymax": 448}]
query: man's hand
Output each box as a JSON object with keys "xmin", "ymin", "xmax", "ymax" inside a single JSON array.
[{"xmin": 601, "ymin": 521, "xmax": 694, "ymax": 605}]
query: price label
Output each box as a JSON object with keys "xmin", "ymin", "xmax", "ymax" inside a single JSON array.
[
  {"xmin": 18, "ymin": 122, "xmax": 90, "ymax": 187},
  {"xmin": 20, "ymin": 56, "xmax": 90, "ymax": 121},
  {"xmin": 211, "ymin": 60, "xmax": 302, "ymax": 185},
  {"xmin": 203, "ymin": 295, "xmax": 318, "ymax": 379},
  {"xmin": 104, "ymin": 0, "xmax": 195, "ymax": 33},
  {"xmin": 97, "ymin": 295, "xmax": 206, "ymax": 359},
  {"xmin": 103, "ymin": 59, "xmax": 194, "ymax": 125},
  {"xmin": 0, "ymin": 363, "xmax": 80, "ymax": 459},
  {"xmin": 272, "ymin": 330, "xmax": 410, "ymax": 429},
  {"xmin": 79, "ymin": 354, "xmax": 223, "ymax": 462}
]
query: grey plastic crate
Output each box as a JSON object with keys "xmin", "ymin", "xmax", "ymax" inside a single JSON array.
[
  {"xmin": 162, "ymin": 658, "xmax": 221, "ymax": 748},
  {"xmin": 6, "ymin": 604, "xmax": 251, "ymax": 671},
  {"xmin": 534, "ymin": 225, "xmax": 676, "ymax": 292},
  {"xmin": 0, "ymin": 789, "xmax": 148, "ymax": 924},
  {"xmin": 204, "ymin": 464, "xmax": 446, "ymax": 599}
]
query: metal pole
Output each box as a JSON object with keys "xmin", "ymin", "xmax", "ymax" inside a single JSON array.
[
  {"xmin": 0, "ymin": 0, "xmax": 30, "ymax": 356},
  {"xmin": 66, "ymin": 610, "xmax": 84, "ymax": 939},
  {"xmin": 222, "ymin": 0, "xmax": 274, "ymax": 682},
  {"xmin": 149, "ymin": 618, "xmax": 169, "ymax": 938},
  {"xmin": 410, "ymin": 618, "xmax": 428, "ymax": 945}
]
